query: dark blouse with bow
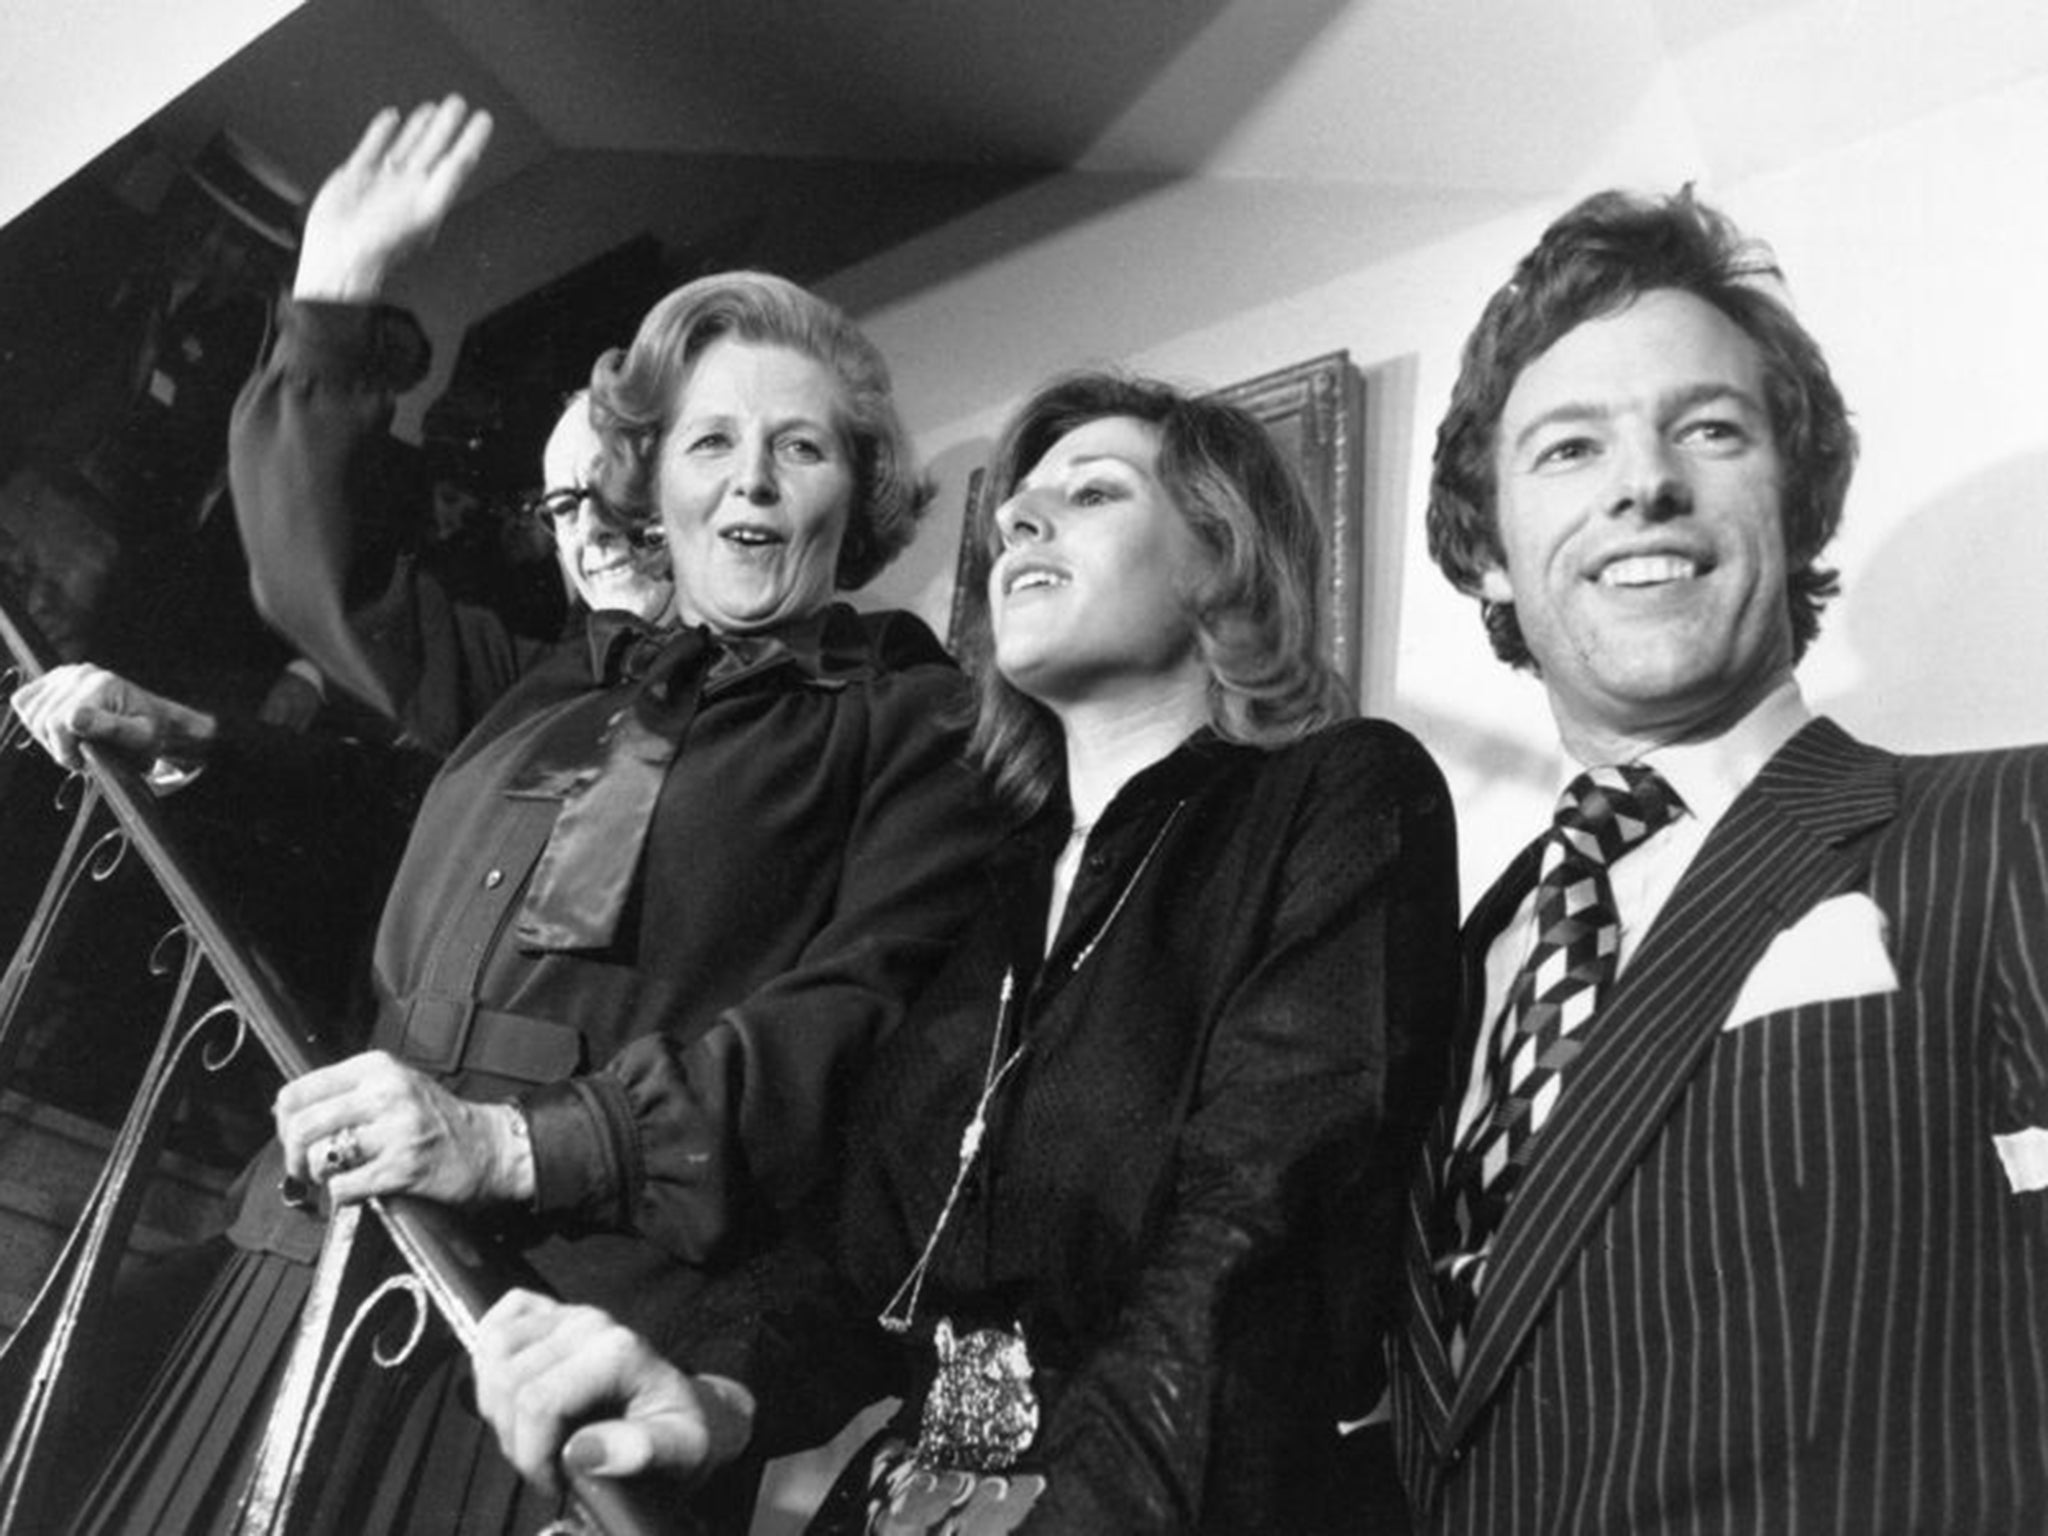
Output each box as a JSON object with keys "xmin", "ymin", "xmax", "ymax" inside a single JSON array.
[
  {"xmin": 225, "ymin": 300, "xmax": 999, "ymax": 1332},
  {"xmin": 687, "ymin": 719, "xmax": 1460, "ymax": 1533}
]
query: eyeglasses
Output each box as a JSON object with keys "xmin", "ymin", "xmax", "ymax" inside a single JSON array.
[
  {"xmin": 520, "ymin": 487, "xmax": 666, "ymax": 549},
  {"xmin": 521, "ymin": 485, "xmax": 605, "ymax": 525}
]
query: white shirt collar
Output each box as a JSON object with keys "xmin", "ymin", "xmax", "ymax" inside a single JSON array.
[{"xmin": 1550, "ymin": 679, "xmax": 1813, "ymax": 835}]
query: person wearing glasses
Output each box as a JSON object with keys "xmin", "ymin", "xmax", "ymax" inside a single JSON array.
[
  {"xmin": 519, "ymin": 411, "xmax": 673, "ymax": 623},
  {"xmin": 12, "ymin": 96, "xmax": 995, "ymax": 1534}
]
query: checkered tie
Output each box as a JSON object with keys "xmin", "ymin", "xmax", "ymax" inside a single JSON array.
[{"xmin": 1433, "ymin": 763, "xmax": 1683, "ymax": 1361}]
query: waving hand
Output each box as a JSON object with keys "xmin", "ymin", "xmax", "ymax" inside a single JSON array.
[{"xmin": 294, "ymin": 95, "xmax": 494, "ymax": 302}]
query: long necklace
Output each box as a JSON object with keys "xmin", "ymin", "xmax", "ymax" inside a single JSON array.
[
  {"xmin": 872, "ymin": 802, "xmax": 1184, "ymax": 1475},
  {"xmin": 876, "ymin": 798, "xmax": 1184, "ymax": 1335},
  {"xmin": 877, "ymin": 966, "xmax": 1027, "ymax": 1336}
]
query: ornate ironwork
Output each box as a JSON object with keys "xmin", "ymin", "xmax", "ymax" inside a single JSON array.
[
  {"xmin": 0, "ymin": 786, "xmax": 114, "ymax": 1085},
  {"xmin": 0, "ymin": 588, "xmax": 689, "ymax": 1533},
  {"xmin": 232, "ymin": 1205, "xmax": 439, "ymax": 1535},
  {"xmin": 0, "ymin": 909, "xmax": 222, "ymax": 1525}
]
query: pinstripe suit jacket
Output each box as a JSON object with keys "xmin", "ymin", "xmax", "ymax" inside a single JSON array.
[{"xmin": 1389, "ymin": 717, "xmax": 2048, "ymax": 1534}]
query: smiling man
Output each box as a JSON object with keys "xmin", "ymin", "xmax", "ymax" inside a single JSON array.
[
  {"xmin": 530, "ymin": 393, "xmax": 674, "ymax": 624},
  {"xmin": 1389, "ymin": 188, "xmax": 2048, "ymax": 1534}
]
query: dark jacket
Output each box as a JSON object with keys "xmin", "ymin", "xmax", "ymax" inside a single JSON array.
[
  {"xmin": 69, "ymin": 296, "xmax": 1000, "ymax": 1536},
  {"xmin": 1391, "ymin": 721, "xmax": 2048, "ymax": 1534},
  {"xmin": 692, "ymin": 719, "xmax": 1461, "ymax": 1534},
  {"xmin": 224, "ymin": 297, "xmax": 1000, "ymax": 1345}
]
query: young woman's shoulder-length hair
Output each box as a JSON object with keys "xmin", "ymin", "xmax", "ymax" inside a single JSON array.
[
  {"xmin": 960, "ymin": 370, "xmax": 1352, "ymax": 819},
  {"xmin": 1428, "ymin": 187, "xmax": 1858, "ymax": 670},
  {"xmin": 585, "ymin": 270, "xmax": 931, "ymax": 590}
]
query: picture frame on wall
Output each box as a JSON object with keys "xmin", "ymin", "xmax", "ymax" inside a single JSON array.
[
  {"xmin": 947, "ymin": 351, "xmax": 1366, "ymax": 698},
  {"xmin": 946, "ymin": 466, "xmax": 993, "ymax": 661}
]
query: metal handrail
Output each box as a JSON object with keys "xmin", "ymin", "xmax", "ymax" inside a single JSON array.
[{"xmin": 0, "ymin": 590, "xmax": 689, "ymax": 1536}]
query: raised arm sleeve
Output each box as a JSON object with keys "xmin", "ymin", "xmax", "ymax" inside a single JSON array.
[{"xmin": 229, "ymin": 299, "xmax": 533, "ymax": 754}]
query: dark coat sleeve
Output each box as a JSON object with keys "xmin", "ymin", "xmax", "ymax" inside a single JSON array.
[
  {"xmin": 229, "ymin": 298, "xmax": 541, "ymax": 756},
  {"xmin": 1024, "ymin": 722, "xmax": 1458, "ymax": 1533},
  {"xmin": 519, "ymin": 662, "xmax": 1000, "ymax": 1264}
]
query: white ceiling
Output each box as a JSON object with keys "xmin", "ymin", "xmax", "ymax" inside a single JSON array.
[
  {"xmin": 153, "ymin": 0, "xmax": 2048, "ymax": 210},
  {"xmin": 13, "ymin": 0, "xmax": 2042, "ymax": 308}
]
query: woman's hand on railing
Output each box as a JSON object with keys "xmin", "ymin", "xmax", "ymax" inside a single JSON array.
[
  {"xmin": 473, "ymin": 1288, "xmax": 756, "ymax": 1502},
  {"xmin": 274, "ymin": 1048, "xmax": 536, "ymax": 1208},
  {"xmin": 8, "ymin": 662, "xmax": 218, "ymax": 773}
]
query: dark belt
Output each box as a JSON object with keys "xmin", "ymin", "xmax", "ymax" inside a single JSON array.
[{"xmin": 377, "ymin": 994, "xmax": 584, "ymax": 1084}]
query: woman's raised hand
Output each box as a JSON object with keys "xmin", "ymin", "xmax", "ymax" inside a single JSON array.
[
  {"xmin": 294, "ymin": 95, "xmax": 494, "ymax": 303},
  {"xmin": 273, "ymin": 1048, "xmax": 532, "ymax": 1208},
  {"xmin": 473, "ymin": 1289, "xmax": 756, "ymax": 1500}
]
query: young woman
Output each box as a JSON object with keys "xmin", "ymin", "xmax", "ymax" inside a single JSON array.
[{"xmin": 475, "ymin": 370, "xmax": 1460, "ymax": 1533}]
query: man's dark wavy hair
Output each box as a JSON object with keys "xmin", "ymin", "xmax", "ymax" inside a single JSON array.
[{"xmin": 1427, "ymin": 187, "xmax": 1858, "ymax": 670}]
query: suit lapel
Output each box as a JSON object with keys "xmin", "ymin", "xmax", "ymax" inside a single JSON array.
[
  {"xmin": 1441, "ymin": 719, "xmax": 1899, "ymax": 1447},
  {"xmin": 1398, "ymin": 835, "xmax": 1544, "ymax": 1453}
]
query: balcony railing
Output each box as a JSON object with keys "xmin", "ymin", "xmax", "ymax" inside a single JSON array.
[{"xmin": 0, "ymin": 587, "xmax": 688, "ymax": 1536}]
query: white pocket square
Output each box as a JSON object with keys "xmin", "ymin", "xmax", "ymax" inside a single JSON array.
[
  {"xmin": 1992, "ymin": 1127, "xmax": 2048, "ymax": 1194},
  {"xmin": 1722, "ymin": 892, "xmax": 1898, "ymax": 1030}
]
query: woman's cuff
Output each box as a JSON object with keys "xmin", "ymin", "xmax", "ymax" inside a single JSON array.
[
  {"xmin": 520, "ymin": 1075, "xmax": 638, "ymax": 1227},
  {"xmin": 274, "ymin": 298, "xmax": 433, "ymax": 391}
]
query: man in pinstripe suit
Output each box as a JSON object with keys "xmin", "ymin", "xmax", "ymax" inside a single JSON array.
[{"xmin": 1389, "ymin": 187, "xmax": 2048, "ymax": 1532}]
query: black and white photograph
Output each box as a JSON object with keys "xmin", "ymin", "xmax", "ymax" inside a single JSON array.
[{"xmin": 2, "ymin": 3, "xmax": 2045, "ymax": 1532}]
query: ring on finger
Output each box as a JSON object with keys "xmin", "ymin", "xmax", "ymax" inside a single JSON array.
[{"xmin": 320, "ymin": 1125, "xmax": 365, "ymax": 1175}]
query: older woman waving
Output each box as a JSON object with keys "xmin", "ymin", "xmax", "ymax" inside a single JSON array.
[{"xmin": 20, "ymin": 98, "xmax": 996, "ymax": 1535}]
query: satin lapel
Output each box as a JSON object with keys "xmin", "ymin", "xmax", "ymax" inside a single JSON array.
[
  {"xmin": 1444, "ymin": 719, "xmax": 1898, "ymax": 1445},
  {"xmin": 1400, "ymin": 835, "xmax": 1544, "ymax": 1455}
]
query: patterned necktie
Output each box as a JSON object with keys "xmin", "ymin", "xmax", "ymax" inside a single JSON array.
[{"xmin": 1433, "ymin": 762, "xmax": 1683, "ymax": 1360}]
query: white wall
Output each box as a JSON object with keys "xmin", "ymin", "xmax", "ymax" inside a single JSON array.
[
  {"xmin": 840, "ymin": 77, "xmax": 2048, "ymax": 902},
  {"xmin": 0, "ymin": 2, "xmax": 301, "ymax": 229}
]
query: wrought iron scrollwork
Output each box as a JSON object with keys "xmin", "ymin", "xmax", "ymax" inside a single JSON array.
[
  {"xmin": 0, "ymin": 539, "xmax": 686, "ymax": 1535},
  {"xmin": 2, "ymin": 820, "xmax": 121, "ymax": 992}
]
